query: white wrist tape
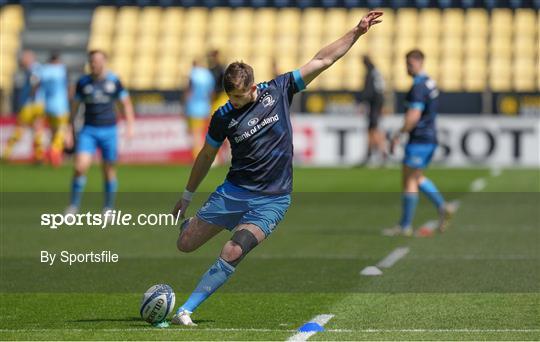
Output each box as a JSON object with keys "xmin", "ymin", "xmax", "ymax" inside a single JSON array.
[{"xmin": 182, "ymin": 189, "xmax": 194, "ymax": 201}]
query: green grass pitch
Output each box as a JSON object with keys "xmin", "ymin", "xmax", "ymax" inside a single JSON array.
[{"xmin": 1, "ymin": 164, "xmax": 539, "ymax": 340}]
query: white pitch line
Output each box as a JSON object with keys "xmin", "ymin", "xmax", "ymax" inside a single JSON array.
[
  {"xmin": 326, "ymin": 328, "xmax": 540, "ymax": 333},
  {"xmin": 470, "ymin": 178, "xmax": 487, "ymax": 192},
  {"xmin": 287, "ymin": 314, "xmax": 334, "ymax": 341},
  {"xmin": 1, "ymin": 327, "xmax": 538, "ymax": 334},
  {"xmin": 376, "ymin": 247, "xmax": 410, "ymax": 269}
]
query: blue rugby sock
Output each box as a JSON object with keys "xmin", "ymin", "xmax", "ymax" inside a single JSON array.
[
  {"xmin": 399, "ymin": 193, "xmax": 419, "ymax": 229},
  {"xmin": 104, "ymin": 179, "xmax": 118, "ymax": 208},
  {"xmin": 179, "ymin": 258, "xmax": 235, "ymax": 313},
  {"xmin": 419, "ymin": 178, "xmax": 445, "ymax": 210},
  {"xmin": 70, "ymin": 175, "xmax": 87, "ymax": 207}
]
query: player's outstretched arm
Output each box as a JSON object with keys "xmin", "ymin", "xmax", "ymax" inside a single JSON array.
[
  {"xmin": 299, "ymin": 10, "xmax": 383, "ymax": 86},
  {"xmin": 172, "ymin": 142, "xmax": 219, "ymax": 217}
]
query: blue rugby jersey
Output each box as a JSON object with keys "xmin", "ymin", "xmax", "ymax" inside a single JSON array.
[
  {"xmin": 206, "ymin": 70, "xmax": 306, "ymax": 194},
  {"xmin": 405, "ymin": 73, "xmax": 439, "ymax": 144},
  {"xmin": 39, "ymin": 63, "xmax": 69, "ymax": 116},
  {"xmin": 74, "ymin": 72, "xmax": 128, "ymax": 126},
  {"xmin": 19, "ymin": 62, "xmax": 44, "ymax": 108}
]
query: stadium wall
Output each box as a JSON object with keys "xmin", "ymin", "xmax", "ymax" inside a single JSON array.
[{"xmin": 1, "ymin": 115, "xmax": 538, "ymax": 167}]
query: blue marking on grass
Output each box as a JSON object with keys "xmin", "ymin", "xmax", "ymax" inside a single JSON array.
[{"xmin": 298, "ymin": 322, "xmax": 325, "ymax": 332}]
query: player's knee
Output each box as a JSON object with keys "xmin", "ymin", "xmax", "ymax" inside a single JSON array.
[
  {"xmin": 220, "ymin": 229, "xmax": 259, "ymax": 267},
  {"xmin": 221, "ymin": 241, "xmax": 243, "ymax": 262},
  {"xmin": 176, "ymin": 232, "xmax": 197, "ymax": 253}
]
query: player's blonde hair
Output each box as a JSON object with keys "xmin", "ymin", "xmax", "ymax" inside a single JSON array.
[{"xmin": 223, "ymin": 61, "xmax": 254, "ymax": 93}]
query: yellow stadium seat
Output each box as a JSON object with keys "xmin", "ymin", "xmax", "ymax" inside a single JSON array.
[
  {"xmin": 513, "ymin": 58, "xmax": 536, "ymax": 91},
  {"xmin": 87, "ymin": 34, "xmax": 112, "ymax": 54},
  {"xmin": 342, "ymin": 57, "xmax": 366, "ymax": 91},
  {"xmin": 325, "ymin": 9, "xmax": 348, "ymax": 35},
  {"xmin": 161, "ymin": 8, "xmax": 183, "ymax": 35},
  {"xmin": 442, "ymin": 9, "xmax": 464, "ymax": 38},
  {"xmin": 303, "ymin": 8, "xmax": 324, "ymax": 38},
  {"xmin": 395, "ymin": 37, "xmax": 417, "ymax": 61},
  {"xmin": 0, "ymin": 34, "xmax": 19, "ymax": 55},
  {"xmin": 392, "ymin": 63, "xmax": 411, "ymax": 92},
  {"xmin": 274, "ymin": 56, "xmax": 296, "ymax": 75},
  {"xmin": 207, "ymin": 34, "xmax": 228, "ymax": 52},
  {"xmin": 489, "ymin": 36, "xmax": 512, "ymax": 58},
  {"xmin": 439, "ymin": 58, "xmax": 462, "ymax": 91},
  {"xmin": 91, "ymin": 7, "xmax": 115, "ymax": 35},
  {"xmin": 0, "ymin": 52, "xmax": 17, "ymax": 76},
  {"xmin": 135, "ymin": 36, "xmax": 157, "ymax": 58},
  {"xmin": 418, "ymin": 9, "xmax": 441, "ymax": 39},
  {"xmin": 463, "ymin": 58, "xmax": 486, "ymax": 91},
  {"xmin": 0, "ymin": 72, "xmax": 14, "ymax": 92},
  {"xmin": 489, "ymin": 57, "xmax": 511, "ymax": 91},
  {"xmin": 396, "ymin": 8, "xmax": 417, "ymax": 36},
  {"xmin": 465, "ymin": 9, "xmax": 488, "ymax": 37},
  {"xmin": 491, "ymin": 9, "xmax": 513, "ymax": 38},
  {"xmin": 464, "ymin": 36, "xmax": 487, "ymax": 59},
  {"xmin": 250, "ymin": 58, "xmax": 272, "ymax": 82},
  {"xmin": 423, "ymin": 57, "xmax": 439, "ymax": 80},
  {"xmin": 208, "ymin": 8, "xmax": 231, "ymax": 36},
  {"xmin": 159, "ymin": 35, "xmax": 181, "ymax": 53},
  {"xmin": 251, "ymin": 35, "xmax": 274, "ymax": 57},
  {"xmin": 1, "ymin": 5, "xmax": 24, "ymax": 32},
  {"xmin": 115, "ymin": 6, "xmax": 138, "ymax": 34},
  {"xmin": 514, "ymin": 36, "xmax": 536, "ymax": 57},
  {"xmin": 155, "ymin": 73, "xmax": 180, "ymax": 89},
  {"xmin": 347, "ymin": 38, "xmax": 367, "ymax": 58},
  {"xmin": 276, "ymin": 8, "xmax": 301, "ymax": 33},
  {"xmin": 417, "ymin": 36, "xmax": 440, "ymax": 59},
  {"xmin": 111, "ymin": 34, "xmax": 135, "ymax": 55},
  {"xmin": 441, "ymin": 36, "xmax": 462, "ymax": 58},
  {"xmin": 515, "ymin": 9, "xmax": 536, "ymax": 37},
  {"xmin": 253, "ymin": 8, "xmax": 276, "ymax": 35},
  {"xmin": 374, "ymin": 58, "xmax": 392, "ymax": 82},
  {"xmin": 139, "ymin": 7, "xmax": 161, "ymax": 35},
  {"xmin": 368, "ymin": 36, "xmax": 392, "ymax": 61},
  {"xmin": 183, "ymin": 7, "xmax": 208, "ymax": 36},
  {"xmin": 231, "ymin": 7, "xmax": 254, "ymax": 26},
  {"xmin": 320, "ymin": 63, "xmax": 344, "ymax": 90}
]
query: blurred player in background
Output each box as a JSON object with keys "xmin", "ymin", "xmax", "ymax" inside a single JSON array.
[
  {"xmin": 37, "ymin": 51, "xmax": 69, "ymax": 166},
  {"xmin": 170, "ymin": 11, "xmax": 383, "ymax": 326},
  {"xmin": 384, "ymin": 49, "xmax": 455, "ymax": 237},
  {"xmin": 3, "ymin": 50, "xmax": 46, "ymax": 163},
  {"xmin": 360, "ymin": 55, "xmax": 387, "ymax": 166},
  {"xmin": 65, "ymin": 50, "xmax": 134, "ymax": 215},
  {"xmin": 207, "ymin": 49, "xmax": 227, "ymax": 112},
  {"xmin": 184, "ymin": 60, "xmax": 215, "ymax": 159}
]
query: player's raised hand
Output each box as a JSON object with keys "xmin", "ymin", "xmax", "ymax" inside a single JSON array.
[{"xmin": 357, "ymin": 10, "xmax": 383, "ymax": 35}]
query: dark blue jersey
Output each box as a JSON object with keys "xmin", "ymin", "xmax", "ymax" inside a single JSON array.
[
  {"xmin": 206, "ymin": 70, "xmax": 306, "ymax": 194},
  {"xmin": 74, "ymin": 72, "xmax": 128, "ymax": 126},
  {"xmin": 405, "ymin": 73, "xmax": 439, "ymax": 144}
]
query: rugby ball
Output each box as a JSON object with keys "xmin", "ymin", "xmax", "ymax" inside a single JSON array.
[{"xmin": 140, "ymin": 284, "xmax": 176, "ymax": 324}]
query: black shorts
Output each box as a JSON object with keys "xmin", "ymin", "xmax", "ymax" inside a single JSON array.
[{"xmin": 367, "ymin": 98, "xmax": 383, "ymax": 130}]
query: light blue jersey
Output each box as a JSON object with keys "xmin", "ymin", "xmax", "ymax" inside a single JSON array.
[
  {"xmin": 19, "ymin": 63, "xmax": 44, "ymax": 108},
  {"xmin": 185, "ymin": 66, "xmax": 215, "ymax": 118},
  {"xmin": 39, "ymin": 63, "xmax": 69, "ymax": 116}
]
